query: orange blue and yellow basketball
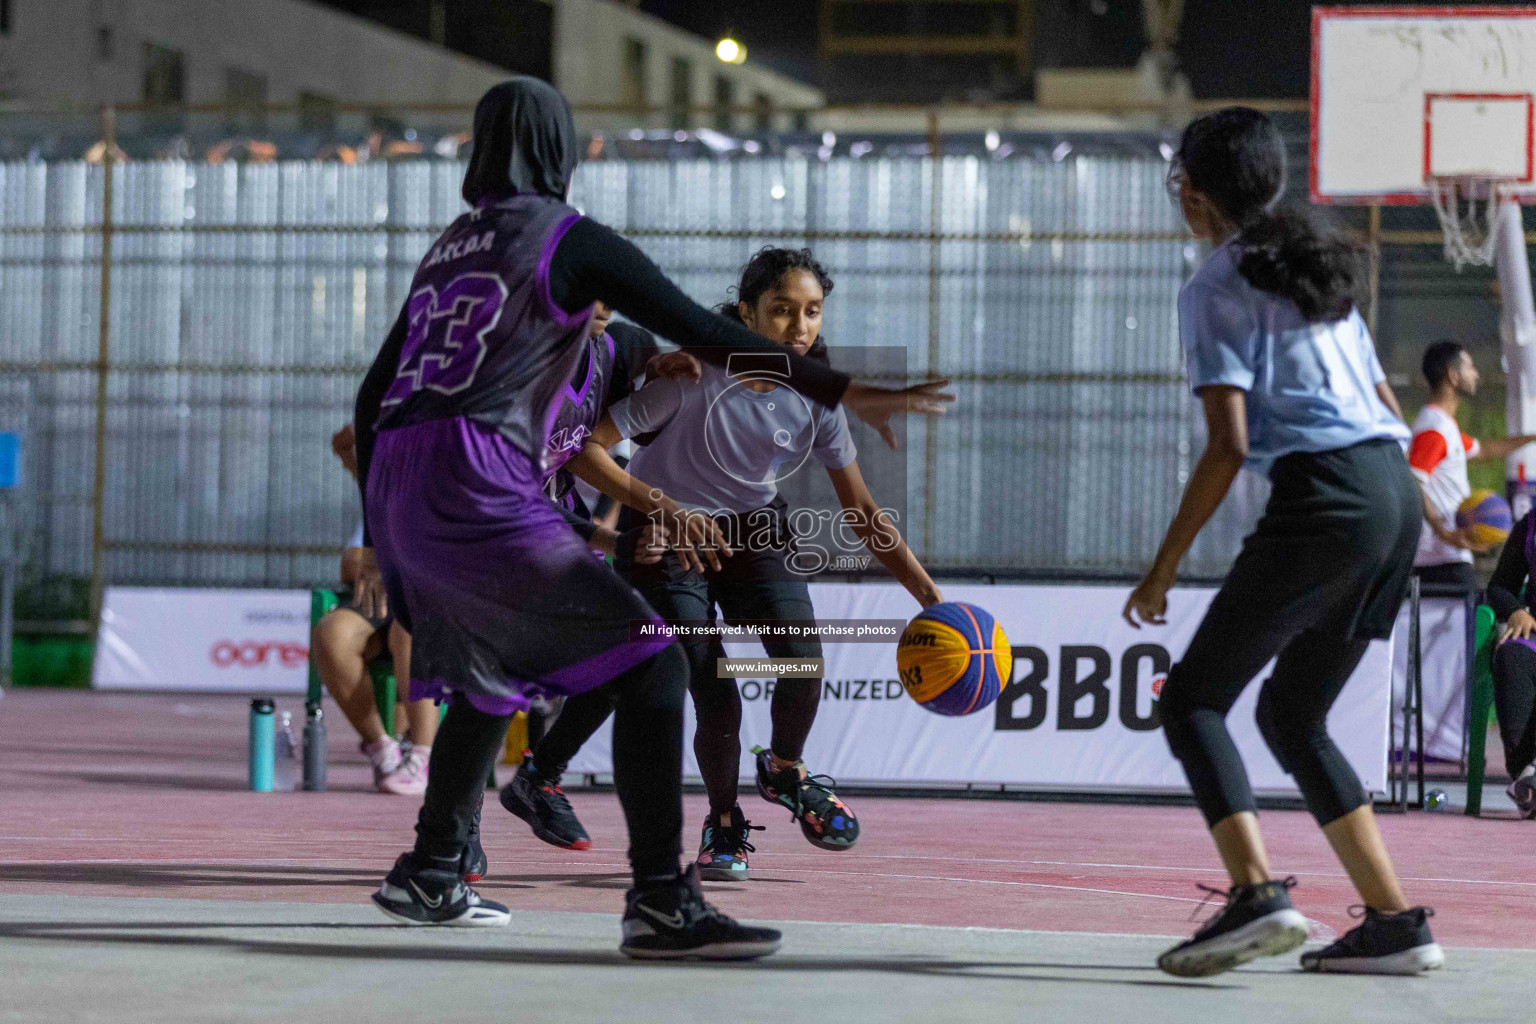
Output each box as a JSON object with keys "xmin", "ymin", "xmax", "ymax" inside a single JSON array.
[
  {"xmin": 897, "ymin": 602, "xmax": 1011, "ymax": 716},
  {"xmin": 1456, "ymin": 489, "xmax": 1513, "ymax": 547}
]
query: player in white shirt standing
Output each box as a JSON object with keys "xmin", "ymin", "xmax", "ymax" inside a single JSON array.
[{"xmin": 1409, "ymin": 341, "xmax": 1536, "ymax": 592}]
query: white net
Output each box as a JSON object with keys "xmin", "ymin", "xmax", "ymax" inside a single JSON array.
[{"xmin": 1428, "ymin": 177, "xmax": 1513, "ymax": 270}]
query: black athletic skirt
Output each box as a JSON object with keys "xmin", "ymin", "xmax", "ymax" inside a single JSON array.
[{"xmin": 1239, "ymin": 438, "xmax": 1422, "ymax": 642}]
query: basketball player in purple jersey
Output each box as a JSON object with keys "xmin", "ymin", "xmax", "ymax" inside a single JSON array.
[
  {"xmin": 448, "ymin": 304, "xmax": 708, "ymax": 881},
  {"xmin": 354, "ymin": 78, "xmax": 951, "ymax": 958}
]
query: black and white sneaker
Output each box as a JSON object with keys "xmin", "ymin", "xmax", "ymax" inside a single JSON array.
[
  {"xmin": 372, "ymin": 852, "xmax": 511, "ymax": 927},
  {"xmin": 1157, "ymin": 878, "xmax": 1309, "ymax": 978},
  {"xmin": 1300, "ymin": 906, "xmax": 1444, "ymax": 975},
  {"xmin": 499, "ymin": 756, "xmax": 592, "ymax": 850},
  {"xmin": 1508, "ymin": 765, "xmax": 1536, "ymax": 820},
  {"xmin": 620, "ymin": 864, "xmax": 782, "ymax": 960}
]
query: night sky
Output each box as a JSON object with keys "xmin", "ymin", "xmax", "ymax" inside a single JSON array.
[{"xmin": 641, "ymin": 0, "xmax": 1536, "ymax": 101}]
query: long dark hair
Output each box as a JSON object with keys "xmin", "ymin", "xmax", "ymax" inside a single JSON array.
[
  {"xmin": 1175, "ymin": 106, "xmax": 1366, "ymax": 323},
  {"xmin": 717, "ymin": 247, "xmax": 833, "ymax": 363}
]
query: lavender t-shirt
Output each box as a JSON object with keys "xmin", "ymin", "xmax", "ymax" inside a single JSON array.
[{"xmin": 610, "ymin": 361, "xmax": 856, "ymax": 514}]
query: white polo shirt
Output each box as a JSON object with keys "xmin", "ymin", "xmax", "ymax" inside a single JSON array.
[{"xmin": 1409, "ymin": 404, "xmax": 1480, "ymax": 567}]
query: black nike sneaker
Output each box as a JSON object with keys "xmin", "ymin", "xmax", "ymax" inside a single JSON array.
[
  {"xmin": 1157, "ymin": 878, "xmax": 1309, "ymax": 978},
  {"xmin": 695, "ymin": 805, "xmax": 765, "ymax": 882},
  {"xmin": 499, "ymin": 755, "xmax": 592, "ymax": 850},
  {"xmin": 1300, "ymin": 906, "xmax": 1444, "ymax": 975},
  {"xmin": 620, "ymin": 864, "xmax": 782, "ymax": 960},
  {"xmin": 372, "ymin": 852, "xmax": 511, "ymax": 927},
  {"xmin": 460, "ymin": 801, "xmax": 488, "ymax": 883},
  {"xmin": 752, "ymin": 746, "xmax": 858, "ymax": 850}
]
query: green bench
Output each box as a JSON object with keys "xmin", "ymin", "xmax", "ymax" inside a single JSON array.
[
  {"xmin": 1465, "ymin": 604, "xmax": 1499, "ymax": 817},
  {"xmin": 306, "ymin": 588, "xmax": 402, "ymax": 733}
]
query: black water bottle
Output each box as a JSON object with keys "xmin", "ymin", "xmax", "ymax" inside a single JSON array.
[{"xmin": 302, "ymin": 702, "xmax": 327, "ymax": 792}]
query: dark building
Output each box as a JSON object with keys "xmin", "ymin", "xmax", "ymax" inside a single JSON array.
[{"xmin": 311, "ymin": 0, "xmax": 555, "ymax": 82}]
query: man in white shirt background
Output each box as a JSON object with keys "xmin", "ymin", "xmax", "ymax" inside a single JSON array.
[
  {"xmin": 1409, "ymin": 340, "xmax": 1536, "ymax": 591},
  {"xmin": 1399, "ymin": 340, "xmax": 1536, "ymax": 762}
]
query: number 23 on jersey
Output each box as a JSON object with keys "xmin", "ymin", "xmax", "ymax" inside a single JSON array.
[{"xmin": 381, "ymin": 272, "xmax": 509, "ymax": 406}]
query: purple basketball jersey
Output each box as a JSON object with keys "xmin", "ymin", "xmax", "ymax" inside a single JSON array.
[{"xmin": 376, "ymin": 193, "xmax": 592, "ymax": 476}]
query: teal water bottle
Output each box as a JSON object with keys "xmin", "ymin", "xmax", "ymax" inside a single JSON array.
[{"xmin": 249, "ymin": 698, "xmax": 275, "ymax": 792}]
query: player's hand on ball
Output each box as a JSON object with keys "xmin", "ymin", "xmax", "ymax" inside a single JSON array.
[
  {"xmin": 1434, "ymin": 522, "xmax": 1490, "ymax": 554},
  {"xmin": 1123, "ymin": 573, "xmax": 1171, "ymax": 629},
  {"xmin": 844, "ymin": 380, "xmax": 954, "ymax": 450},
  {"xmin": 1454, "ymin": 527, "xmax": 1496, "ymax": 555}
]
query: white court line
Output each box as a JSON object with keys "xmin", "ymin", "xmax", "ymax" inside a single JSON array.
[
  {"xmin": 15, "ymin": 893, "xmax": 1536, "ymax": 953},
  {"xmin": 0, "ymin": 856, "xmax": 1206, "ymax": 906},
  {"xmin": 787, "ymin": 869, "xmax": 1209, "ymax": 904},
  {"xmin": 572, "ymin": 846, "xmax": 1536, "ymax": 891},
  {"xmin": 5, "ymin": 841, "xmax": 1533, "ymax": 891}
]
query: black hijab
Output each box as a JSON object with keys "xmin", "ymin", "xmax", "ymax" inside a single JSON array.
[{"xmin": 461, "ymin": 77, "xmax": 578, "ymax": 205}]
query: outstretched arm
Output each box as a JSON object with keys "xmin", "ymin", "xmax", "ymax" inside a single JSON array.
[
  {"xmin": 1123, "ymin": 385, "xmax": 1248, "ymax": 628},
  {"xmin": 825, "ymin": 462, "xmax": 943, "ymax": 607},
  {"xmin": 1474, "ymin": 435, "xmax": 1536, "ymax": 461},
  {"xmin": 550, "ymin": 218, "xmax": 952, "ymax": 442}
]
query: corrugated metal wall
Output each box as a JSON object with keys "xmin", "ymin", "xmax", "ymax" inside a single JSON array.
[{"xmin": 0, "ymin": 149, "xmax": 1265, "ymax": 593}]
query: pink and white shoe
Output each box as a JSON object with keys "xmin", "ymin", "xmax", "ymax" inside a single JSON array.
[
  {"xmin": 362, "ymin": 737, "xmax": 403, "ymax": 789},
  {"xmin": 379, "ymin": 745, "xmax": 430, "ymax": 796}
]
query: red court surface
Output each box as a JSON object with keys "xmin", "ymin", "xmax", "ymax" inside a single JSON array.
[{"xmin": 3, "ymin": 689, "xmax": 1533, "ymax": 950}]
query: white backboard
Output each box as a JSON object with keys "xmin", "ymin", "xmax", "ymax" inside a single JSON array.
[{"xmin": 1312, "ymin": 6, "xmax": 1536, "ymax": 204}]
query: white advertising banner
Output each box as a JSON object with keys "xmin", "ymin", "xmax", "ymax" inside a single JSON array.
[
  {"xmin": 568, "ymin": 582, "xmax": 1395, "ymax": 796},
  {"xmin": 93, "ymin": 586, "xmax": 310, "ymax": 693},
  {"xmin": 1390, "ymin": 598, "xmax": 1467, "ymax": 763}
]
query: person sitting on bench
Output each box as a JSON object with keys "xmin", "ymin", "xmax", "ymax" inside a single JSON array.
[
  {"xmin": 312, "ymin": 424, "xmax": 438, "ymax": 795},
  {"xmin": 1482, "ymin": 507, "xmax": 1536, "ymax": 818}
]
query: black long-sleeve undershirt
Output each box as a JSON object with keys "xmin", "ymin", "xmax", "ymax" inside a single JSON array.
[
  {"xmin": 547, "ymin": 218, "xmax": 849, "ymax": 406},
  {"xmin": 353, "ymin": 215, "xmax": 853, "ymax": 536},
  {"xmin": 353, "ymin": 304, "xmax": 408, "ymax": 540},
  {"xmin": 1488, "ymin": 511, "xmax": 1534, "ymax": 620}
]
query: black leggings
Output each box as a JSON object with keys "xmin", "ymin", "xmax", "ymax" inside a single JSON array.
[
  {"xmin": 1160, "ymin": 441, "xmax": 1420, "ymax": 829},
  {"xmin": 415, "ymin": 642, "xmax": 688, "ymax": 885},
  {"xmin": 1162, "ymin": 618, "xmax": 1370, "ymax": 828},
  {"xmin": 1491, "ymin": 640, "xmax": 1536, "ymax": 777},
  {"xmin": 640, "ymin": 573, "xmax": 822, "ymax": 817}
]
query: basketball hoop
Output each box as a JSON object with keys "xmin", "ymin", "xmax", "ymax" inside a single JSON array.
[{"xmin": 1428, "ymin": 176, "xmax": 1518, "ymax": 271}]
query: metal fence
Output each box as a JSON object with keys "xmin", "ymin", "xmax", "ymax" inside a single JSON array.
[
  {"xmin": 4, "ymin": 123, "xmax": 1484, "ymax": 610},
  {"xmin": 0, "ymin": 137, "xmax": 1260, "ymax": 607}
]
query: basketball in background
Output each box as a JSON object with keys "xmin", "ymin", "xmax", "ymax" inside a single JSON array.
[
  {"xmin": 1456, "ymin": 489, "xmax": 1514, "ymax": 547},
  {"xmin": 897, "ymin": 602, "xmax": 1011, "ymax": 717}
]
